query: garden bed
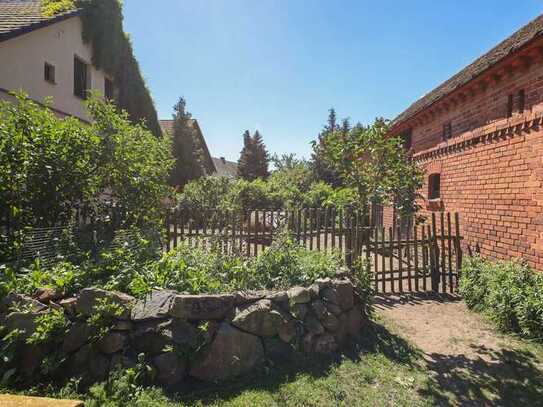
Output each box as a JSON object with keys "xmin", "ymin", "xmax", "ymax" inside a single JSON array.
[{"xmin": 0, "ymin": 278, "xmax": 366, "ymax": 389}]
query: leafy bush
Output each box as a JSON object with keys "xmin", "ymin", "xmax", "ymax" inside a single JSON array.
[
  {"xmin": 0, "ymin": 94, "xmax": 173, "ymax": 260},
  {"xmin": 459, "ymin": 256, "xmax": 543, "ymax": 339}
]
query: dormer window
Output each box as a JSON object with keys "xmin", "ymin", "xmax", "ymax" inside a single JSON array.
[{"xmin": 442, "ymin": 122, "xmax": 452, "ymax": 141}]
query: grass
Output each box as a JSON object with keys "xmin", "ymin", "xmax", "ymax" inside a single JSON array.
[{"xmin": 3, "ymin": 314, "xmax": 542, "ymax": 406}]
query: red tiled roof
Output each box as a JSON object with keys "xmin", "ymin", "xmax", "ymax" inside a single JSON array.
[
  {"xmin": 0, "ymin": 0, "xmax": 79, "ymax": 42},
  {"xmin": 392, "ymin": 14, "xmax": 543, "ymax": 128}
]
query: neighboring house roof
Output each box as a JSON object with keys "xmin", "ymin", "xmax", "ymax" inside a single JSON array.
[
  {"xmin": 159, "ymin": 118, "xmax": 216, "ymax": 175},
  {"xmin": 0, "ymin": 0, "xmax": 80, "ymax": 42},
  {"xmin": 391, "ymin": 14, "xmax": 543, "ymax": 129},
  {"xmin": 211, "ymin": 156, "xmax": 238, "ymax": 178}
]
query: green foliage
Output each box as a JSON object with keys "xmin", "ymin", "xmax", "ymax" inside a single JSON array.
[
  {"xmin": 27, "ymin": 309, "xmax": 68, "ymax": 346},
  {"xmin": 168, "ymin": 97, "xmax": 206, "ymax": 187},
  {"xmin": 87, "ymin": 297, "xmax": 125, "ymax": 339},
  {"xmin": 178, "ymin": 176, "xmax": 234, "ymax": 212},
  {"xmin": 310, "ymin": 108, "xmax": 345, "ymax": 187},
  {"xmin": 76, "ymin": 0, "xmax": 162, "ymax": 137},
  {"xmin": 0, "ymin": 94, "xmax": 172, "ymax": 260},
  {"xmin": 41, "ymin": 0, "xmax": 75, "ymax": 16},
  {"xmin": 459, "ymin": 256, "xmax": 543, "ymax": 339},
  {"xmin": 319, "ymin": 117, "xmax": 423, "ymax": 217},
  {"xmin": 86, "ymin": 354, "xmax": 158, "ymax": 407},
  {"xmin": 237, "ymin": 130, "xmax": 270, "ymax": 181}
]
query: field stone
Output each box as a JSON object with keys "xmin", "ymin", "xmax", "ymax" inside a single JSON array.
[
  {"xmin": 290, "ymin": 303, "xmax": 308, "ymax": 320},
  {"xmin": 34, "ymin": 287, "xmax": 63, "ymax": 303},
  {"xmin": 97, "ymin": 332, "xmax": 127, "ymax": 354},
  {"xmin": 59, "ymin": 297, "xmax": 77, "ymax": 315},
  {"xmin": 310, "ymin": 300, "xmax": 327, "ymax": 319},
  {"xmin": 313, "ymin": 334, "xmax": 338, "ymax": 354},
  {"xmin": 308, "ymin": 284, "xmax": 320, "ymax": 299},
  {"xmin": 305, "ymin": 315, "xmax": 325, "ymax": 335},
  {"xmin": 161, "ymin": 319, "xmax": 199, "ymax": 347},
  {"xmin": 287, "ymin": 287, "xmax": 311, "ymax": 304},
  {"xmin": 63, "ymin": 322, "xmax": 94, "ymax": 353},
  {"xmin": 263, "ymin": 337, "xmax": 295, "ymax": 363},
  {"xmin": 131, "ymin": 290, "xmax": 176, "ymax": 321},
  {"xmin": 190, "ymin": 322, "xmax": 264, "ymax": 381},
  {"xmin": 5, "ymin": 311, "xmax": 44, "ymax": 340},
  {"xmin": 325, "ymin": 302, "xmax": 342, "ymax": 316},
  {"xmin": 1, "ymin": 293, "xmax": 47, "ymax": 314},
  {"xmin": 231, "ymin": 299, "xmax": 284, "ymax": 337},
  {"xmin": 278, "ymin": 318, "xmax": 298, "ymax": 343},
  {"xmin": 152, "ymin": 352, "xmax": 187, "ymax": 386},
  {"xmin": 131, "ymin": 319, "xmax": 171, "ymax": 355},
  {"xmin": 320, "ymin": 280, "xmax": 353, "ymax": 311},
  {"xmin": 233, "ymin": 291, "xmax": 267, "ymax": 305},
  {"xmin": 346, "ymin": 307, "xmax": 364, "ymax": 335},
  {"xmin": 76, "ymin": 288, "xmax": 134, "ymax": 319},
  {"xmin": 169, "ymin": 294, "xmax": 234, "ymax": 320}
]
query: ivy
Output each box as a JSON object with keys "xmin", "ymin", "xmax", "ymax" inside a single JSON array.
[{"xmin": 41, "ymin": 0, "xmax": 162, "ymax": 138}]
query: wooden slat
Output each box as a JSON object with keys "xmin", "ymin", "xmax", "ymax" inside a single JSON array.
[
  {"xmin": 440, "ymin": 212, "xmax": 446, "ymax": 293},
  {"xmin": 447, "ymin": 212, "xmax": 453, "ymax": 293},
  {"xmin": 414, "ymin": 225, "xmax": 419, "ymax": 291},
  {"xmin": 309, "ymin": 208, "xmax": 314, "ymax": 251},
  {"xmin": 406, "ymin": 222, "xmax": 413, "ymax": 292},
  {"xmin": 389, "ymin": 227, "xmax": 394, "ymax": 293},
  {"xmin": 455, "ymin": 212, "xmax": 462, "ymax": 288},
  {"xmin": 431, "ymin": 214, "xmax": 438, "ymax": 292},
  {"xmin": 397, "ymin": 226, "xmax": 403, "ymax": 293},
  {"xmin": 381, "ymin": 227, "xmax": 386, "ymax": 293},
  {"xmin": 339, "ymin": 209, "xmax": 344, "ymax": 253},
  {"xmin": 324, "ymin": 207, "xmax": 329, "ymax": 252},
  {"xmin": 422, "ymin": 226, "xmax": 428, "ymax": 291},
  {"xmin": 373, "ymin": 227, "xmax": 378, "ymax": 289},
  {"xmin": 331, "ymin": 208, "xmax": 336, "ymax": 251},
  {"xmin": 316, "ymin": 208, "xmax": 321, "ymax": 251},
  {"xmin": 303, "ymin": 208, "xmax": 308, "ymax": 249},
  {"xmin": 165, "ymin": 210, "xmax": 171, "ymax": 251}
]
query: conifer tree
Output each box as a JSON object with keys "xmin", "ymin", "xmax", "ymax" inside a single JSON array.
[
  {"xmin": 169, "ymin": 97, "xmax": 204, "ymax": 187},
  {"xmin": 310, "ymin": 108, "xmax": 344, "ymax": 187},
  {"xmin": 237, "ymin": 130, "xmax": 270, "ymax": 180}
]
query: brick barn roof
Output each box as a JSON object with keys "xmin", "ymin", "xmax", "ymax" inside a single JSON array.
[
  {"xmin": 0, "ymin": 0, "xmax": 80, "ymax": 42},
  {"xmin": 391, "ymin": 14, "xmax": 543, "ymax": 128}
]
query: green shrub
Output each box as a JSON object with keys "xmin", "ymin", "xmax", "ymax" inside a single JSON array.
[{"xmin": 459, "ymin": 256, "xmax": 543, "ymax": 339}]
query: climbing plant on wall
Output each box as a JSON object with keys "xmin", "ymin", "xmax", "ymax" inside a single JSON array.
[{"xmin": 41, "ymin": 0, "xmax": 162, "ymax": 138}]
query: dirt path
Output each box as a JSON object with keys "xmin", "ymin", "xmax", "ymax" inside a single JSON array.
[{"xmin": 375, "ymin": 293, "xmax": 543, "ymax": 406}]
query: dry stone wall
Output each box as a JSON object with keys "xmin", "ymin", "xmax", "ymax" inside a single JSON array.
[{"xmin": 0, "ymin": 278, "xmax": 366, "ymax": 387}]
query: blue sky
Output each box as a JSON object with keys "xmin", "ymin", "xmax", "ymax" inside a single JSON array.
[{"xmin": 123, "ymin": 0, "xmax": 542, "ymax": 161}]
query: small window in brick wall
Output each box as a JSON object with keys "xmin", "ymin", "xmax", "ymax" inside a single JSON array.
[
  {"xmin": 442, "ymin": 122, "xmax": 452, "ymax": 141},
  {"xmin": 507, "ymin": 94, "xmax": 513, "ymax": 118},
  {"xmin": 428, "ymin": 173, "xmax": 440, "ymax": 200},
  {"xmin": 518, "ymin": 89, "xmax": 525, "ymax": 114}
]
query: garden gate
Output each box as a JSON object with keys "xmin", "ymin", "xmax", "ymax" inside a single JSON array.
[{"xmin": 165, "ymin": 208, "xmax": 463, "ymax": 294}]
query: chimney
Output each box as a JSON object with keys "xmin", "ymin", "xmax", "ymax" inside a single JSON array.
[{"xmin": 220, "ymin": 157, "xmax": 226, "ymax": 164}]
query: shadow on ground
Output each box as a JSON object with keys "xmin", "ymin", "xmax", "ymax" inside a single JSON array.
[
  {"xmin": 376, "ymin": 292, "xmax": 543, "ymax": 407},
  {"xmin": 176, "ymin": 320, "xmax": 420, "ymax": 404},
  {"xmin": 420, "ymin": 342, "xmax": 543, "ymax": 406}
]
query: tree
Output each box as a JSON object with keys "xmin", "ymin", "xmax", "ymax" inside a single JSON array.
[
  {"xmin": 310, "ymin": 108, "xmax": 344, "ymax": 187},
  {"xmin": 0, "ymin": 93, "xmax": 173, "ymax": 259},
  {"xmin": 169, "ymin": 97, "xmax": 205, "ymax": 187},
  {"xmin": 237, "ymin": 130, "xmax": 270, "ymax": 180},
  {"xmin": 320, "ymin": 117, "xmax": 423, "ymax": 219}
]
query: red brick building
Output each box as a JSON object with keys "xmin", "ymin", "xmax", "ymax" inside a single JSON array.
[{"xmin": 387, "ymin": 15, "xmax": 543, "ymax": 269}]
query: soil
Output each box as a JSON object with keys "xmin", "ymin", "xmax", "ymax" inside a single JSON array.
[{"xmin": 375, "ymin": 293, "xmax": 543, "ymax": 406}]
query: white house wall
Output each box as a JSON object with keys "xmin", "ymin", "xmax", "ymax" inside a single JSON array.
[{"xmin": 0, "ymin": 16, "xmax": 108, "ymax": 121}]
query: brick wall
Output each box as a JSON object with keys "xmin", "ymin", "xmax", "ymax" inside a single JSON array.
[{"xmin": 388, "ymin": 57, "xmax": 543, "ymax": 270}]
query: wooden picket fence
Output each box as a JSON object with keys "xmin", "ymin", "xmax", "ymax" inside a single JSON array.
[{"xmin": 165, "ymin": 208, "xmax": 463, "ymax": 294}]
